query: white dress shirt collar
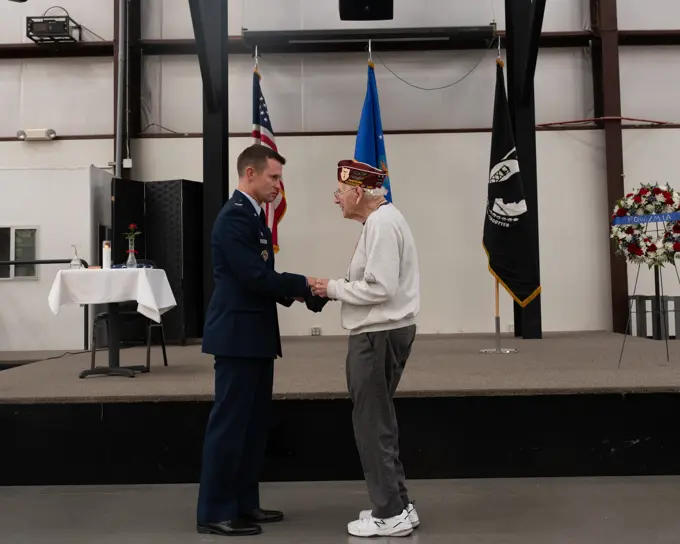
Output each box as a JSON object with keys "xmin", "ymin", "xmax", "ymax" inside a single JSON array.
[{"xmin": 236, "ymin": 189, "xmax": 263, "ymax": 217}]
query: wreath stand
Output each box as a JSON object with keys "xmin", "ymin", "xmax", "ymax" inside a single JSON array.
[{"xmin": 612, "ymin": 183, "xmax": 680, "ymax": 368}]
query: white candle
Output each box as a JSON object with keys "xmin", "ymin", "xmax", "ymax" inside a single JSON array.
[{"xmin": 102, "ymin": 241, "xmax": 112, "ymax": 269}]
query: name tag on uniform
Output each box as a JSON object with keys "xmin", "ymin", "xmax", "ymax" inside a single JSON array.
[{"xmin": 260, "ymin": 238, "xmax": 267, "ymax": 244}]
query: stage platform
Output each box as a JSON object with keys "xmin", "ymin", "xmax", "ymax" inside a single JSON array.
[
  {"xmin": 1, "ymin": 331, "xmax": 680, "ymax": 404},
  {"xmin": 2, "ymin": 331, "xmax": 680, "ymax": 487}
]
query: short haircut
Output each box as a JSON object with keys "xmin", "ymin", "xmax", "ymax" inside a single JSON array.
[{"xmin": 236, "ymin": 144, "xmax": 286, "ymax": 177}]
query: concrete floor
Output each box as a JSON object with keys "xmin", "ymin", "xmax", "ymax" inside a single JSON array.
[{"xmin": 1, "ymin": 477, "xmax": 679, "ymax": 543}]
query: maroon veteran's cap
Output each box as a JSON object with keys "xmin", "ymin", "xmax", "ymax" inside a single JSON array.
[{"xmin": 337, "ymin": 159, "xmax": 386, "ymax": 189}]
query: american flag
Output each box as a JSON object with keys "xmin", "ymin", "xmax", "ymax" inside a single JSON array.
[{"xmin": 252, "ymin": 67, "xmax": 286, "ymax": 253}]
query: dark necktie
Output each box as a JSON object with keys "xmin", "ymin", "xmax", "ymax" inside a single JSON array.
[{"xmin": 259, "ymin": 210, "xmax": 267, "ymax": 229}]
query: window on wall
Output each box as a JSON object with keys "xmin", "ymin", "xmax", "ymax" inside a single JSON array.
[{"xmin": 0, "ymin": 227, "xmax": 38, "ymax": 279}]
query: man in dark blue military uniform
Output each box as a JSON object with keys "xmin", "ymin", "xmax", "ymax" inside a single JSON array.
[{"xmin": 197, "ymin": 144, "xmax": 320, "ymax": 537}]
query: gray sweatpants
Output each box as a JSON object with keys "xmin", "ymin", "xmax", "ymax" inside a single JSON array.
[{"xmin": 346, "ymin": 324, "xmax": 416, "ymax": 519}]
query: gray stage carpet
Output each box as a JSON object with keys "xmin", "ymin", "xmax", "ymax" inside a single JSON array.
[{"xmin": 0, "ymin": 332, "xmax": 679, "ymax": 404}]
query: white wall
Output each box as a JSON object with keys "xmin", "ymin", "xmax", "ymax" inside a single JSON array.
[
  {"xmin": 132, "ymin": 129, "xmax": 611, "ymax": 335},
  {"xmin": 0, "ymin": 140, "xmax": 113, "ymax": 351},
  {"xmin": 142, "ymin": 48, "xmax": 594, "ymax": 134},
  {"xmin": 140, "ymin": 0, "xmax": 591, "ymax": 36},
  {"xmin": 0, "ymin": 1, "xmax": 114, "ymax": 138},
  {"xmin": 0, "ymin": 0, "xmax": 678, "ymax": 347},
  {"xmin": 622, "ymin": 129, "xmax": 680, "ymax": 300}
]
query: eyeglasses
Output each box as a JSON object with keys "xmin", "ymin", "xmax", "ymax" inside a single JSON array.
[{"xmin": 334, "ymin": 187, "xmax": 354, "ymax": 198}]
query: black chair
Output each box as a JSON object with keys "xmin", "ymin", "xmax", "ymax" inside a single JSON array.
[
  {"xmin": 90, "ymin": 311, "xmax": 168, "ymax": 372},
  {"xmin": 89, "ymin": 259, "xmax": 168, "ymax": 372}
]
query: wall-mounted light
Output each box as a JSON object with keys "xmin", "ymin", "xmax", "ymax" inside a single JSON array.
[{"xmin": 17, "ymin": 129, "xmax": 57, "ymax": 141}]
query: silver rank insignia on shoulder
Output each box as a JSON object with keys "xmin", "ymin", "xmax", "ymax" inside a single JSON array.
[{"xmin": 261, "ymin": 249, "xmax": 269, "ymax": 261}]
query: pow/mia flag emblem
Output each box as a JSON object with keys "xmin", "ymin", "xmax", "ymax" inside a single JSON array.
[
  {"xmin": 487, "ymin": 147, "xmax": 528, "ymax": 228},
  {"xmin": 482, "ymin": 60, "xmax": 540, "ymax": 308}
]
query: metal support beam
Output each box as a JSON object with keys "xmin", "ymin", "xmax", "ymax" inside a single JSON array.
[
  {"xmin": 591, "ymin": 0, "xmax": 629, "ymax": 333},
  {"xmin": 188, "ymin": 0, "xmax": 230, "ymax": 324},
  {"xmin": 114, "ymin": 0, "xmax": 141, "ymax": 178},
  {"xmin": 505, "ymin": 0, "xmax": 543, "ymax": 339},
  {"xmin": 127, "ymin": 0, "xmax": 142, "ymax": 144},
  {"xmin": 113, "ymin": 0, "xmax": 127, "ymax": 179},
  {"xmin": 522, "ymin": 0, "xmax": 547, "ymax": 102}
]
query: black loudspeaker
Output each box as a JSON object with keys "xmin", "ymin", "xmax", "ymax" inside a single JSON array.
[
  {"xmin": 339, "ymin": 0, "xmax": 393, "ymax": 20},
  {"xmin": 144, "ymin": 179, "xmax": 204, "ymax": 344}
]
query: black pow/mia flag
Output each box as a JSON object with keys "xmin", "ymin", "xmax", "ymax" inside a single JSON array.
[{"xmin": 482, "ymin": 60, "xmax": 541, "ymax": 307}]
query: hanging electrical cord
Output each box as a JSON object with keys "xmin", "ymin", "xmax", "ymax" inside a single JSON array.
[
  {"xmin": 42, "ymin": 5, "xmax": 107, "ymax": 41},
  {"xmin": 372, "ymin": 37, "xmax": 498, "ymax": 92}
]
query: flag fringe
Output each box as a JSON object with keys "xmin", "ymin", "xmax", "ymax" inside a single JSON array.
[{"xmin": 482, "ymin": 242, "xmax": 541, "ymax": 308}]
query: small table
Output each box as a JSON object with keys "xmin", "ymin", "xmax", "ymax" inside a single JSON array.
[{"xmin": 48, "ymin": 268, "xmax": 177, "ymax": 378}]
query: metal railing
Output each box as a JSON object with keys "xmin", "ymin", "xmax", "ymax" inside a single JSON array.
[{"xmin": 0, "ymin": 259, "xmax": 90, "ymax": 350}]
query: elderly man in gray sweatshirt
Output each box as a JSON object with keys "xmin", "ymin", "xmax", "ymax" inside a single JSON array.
[{"xmin": 311, "ymin": 159, "xmax": 421, "ymax": 539}]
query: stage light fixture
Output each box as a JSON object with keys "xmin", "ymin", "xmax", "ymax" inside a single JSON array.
[{"xmin": 26, "ymin": 15, "xmax": 80, "ymax": 44}]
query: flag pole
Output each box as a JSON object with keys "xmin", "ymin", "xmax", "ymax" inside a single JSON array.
[
  {"xmin": 480, "ymin": 43, "xmax": 518, "ymax": 356},
  {"xmin": 481, "ymin": 278, "xmax": 517, "ymax": 354},
  {"xmin": 494, "ymin": 278, "xmax": 501, "ymax": 352}
]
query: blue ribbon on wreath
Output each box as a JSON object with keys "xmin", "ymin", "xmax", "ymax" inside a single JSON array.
[{"xmin": 612, "ymin": 211, "xmax": 680, "ymax": 225}]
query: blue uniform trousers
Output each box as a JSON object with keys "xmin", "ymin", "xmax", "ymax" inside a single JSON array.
[{"xmin": 197, "ymin": 356, "xmax": 274, "ymax": 523}]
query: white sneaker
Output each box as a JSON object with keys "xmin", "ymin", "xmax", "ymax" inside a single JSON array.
[
  {"xmin": 347, "ymin": 509, "xmax": 413, "ymax": 538},
  {"xmin": 360, "ymin": 502, "xmax": 420, "ymax": 528}
]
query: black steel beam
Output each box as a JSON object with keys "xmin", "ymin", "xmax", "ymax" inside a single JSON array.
[
  {"xmin": 139, "ymin": 31, "xmax": 595, "ymax": 56},
  {"xmin": 619, "ymin": 29, "xmax": 680, "ymax": 46},
  {"xmin": 113, "ymin": 0, "xmax": 123, "ymax": 173},
  {"xmin": 128, "ymin": 0, "xmax": 142, "ymax": 141},
  {"xmin": 590, "ymin": 0, "xmax": 605, "ymax": 125},
  {"xmin": 2, "ymin": 28, "xmax": 679, "ymax": 61},
  {"xmin": 522, "ymin": 0, "xmax": 547, "ymax": 102},
  {"xmin": 592, "ymin": 0, "xmax": 628, "ymax": 334},
  {"xmin": 0, "ymin": 42, "xmax": 113, "ymax": 59},
  {"xmin": 506, "ymin": 0, "xmax": 543, "ymax": 339},
  {"xmin": 188, "ymin": 0, "xmax": 230, "ymax": 323}
]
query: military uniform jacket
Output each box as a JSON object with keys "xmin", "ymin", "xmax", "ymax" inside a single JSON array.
[{"xmin": 202, "ymin": 191, "xmax": 309, "ymax": 359}]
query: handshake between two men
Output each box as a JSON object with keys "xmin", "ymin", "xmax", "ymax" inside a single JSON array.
[
  {"xmin": 307, "ymin": 277, "xmax": 330, "ymax": 298},
  {"xmin": 290, "ymin": 277, "xmax": 332, "ymax": 313}
]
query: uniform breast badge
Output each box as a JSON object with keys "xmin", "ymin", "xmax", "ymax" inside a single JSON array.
[{"xmin": 261, "ymin": 249, "xmax": 269, "ymax": 261}]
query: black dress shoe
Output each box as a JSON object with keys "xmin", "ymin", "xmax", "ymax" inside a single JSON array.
[
  {"xmin": 241, "ymin": 508, "xmax": 284, "ymax": 524},
  {"xmin": 197, "ymin": 520, "xmax": 262, "ymax": 536}
]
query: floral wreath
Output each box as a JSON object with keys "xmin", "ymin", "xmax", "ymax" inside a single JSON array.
[{"xmin": 611, "ymin": 182, "xmax": 680, "ymax": 267}]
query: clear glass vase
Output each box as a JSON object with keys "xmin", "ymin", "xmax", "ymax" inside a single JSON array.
[{"xmin": 126, "ymin": 238, "xmax": 137, "ymax": 268}]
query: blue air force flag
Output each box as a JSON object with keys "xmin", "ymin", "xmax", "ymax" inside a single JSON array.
[{"xmin": 354, "ymin": 61, "xmax": 392, "ymax": 202}]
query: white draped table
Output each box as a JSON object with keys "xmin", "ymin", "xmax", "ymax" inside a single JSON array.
[{"xmin": 48, "ymin": 268, "xmax": 177, "ymax": 378}]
